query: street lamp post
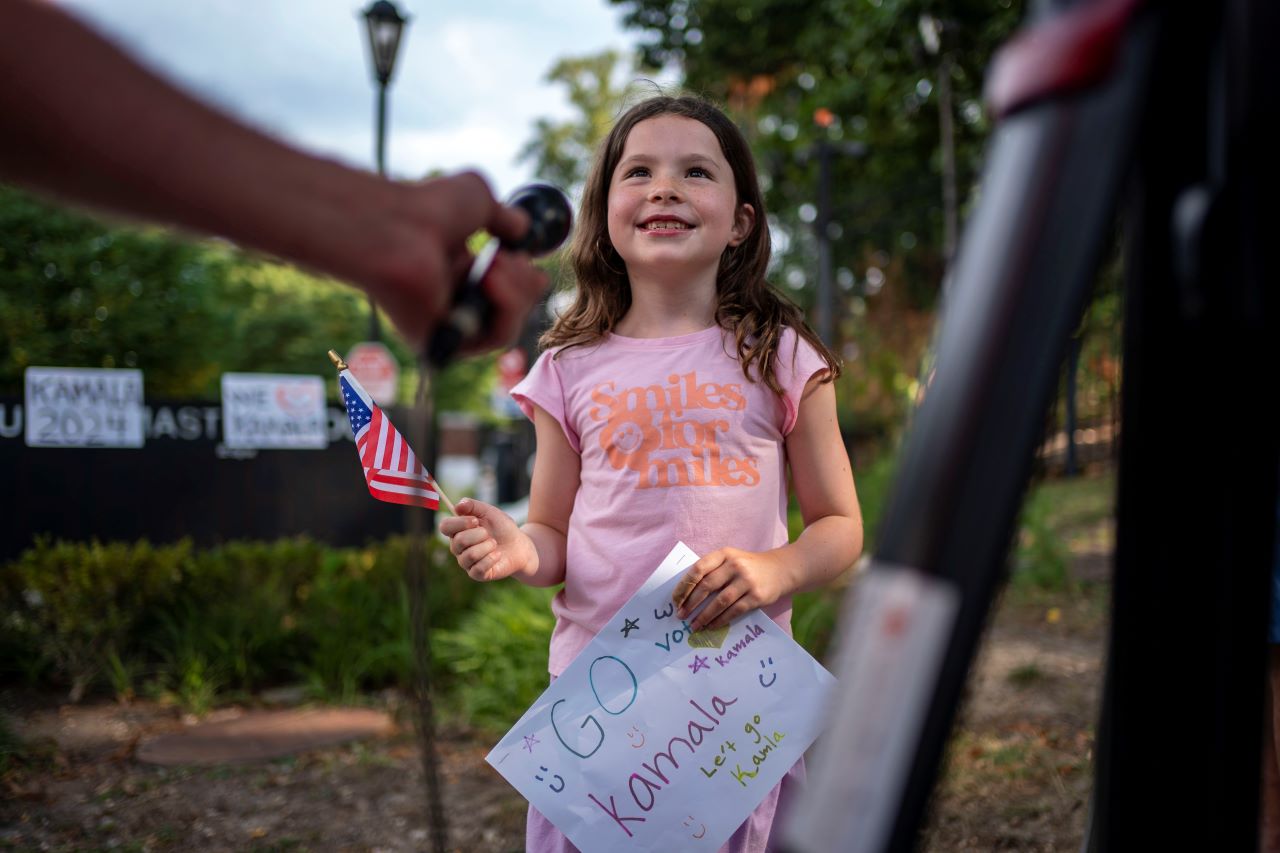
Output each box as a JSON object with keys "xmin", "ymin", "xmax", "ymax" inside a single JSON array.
[
  {"xmin": 361, "ymin": 7, "xmax": 453, "ymax": 853},
  {"xmin": 360, "ymin": 0, "xmax": 409, "ymax": 341},
  {"xmin": 809, "ymin": 108, "xmax": 866, "ymax": 347}
]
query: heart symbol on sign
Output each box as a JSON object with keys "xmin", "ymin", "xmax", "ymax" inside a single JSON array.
[{"xmin": 275, "ymin": 382, "xmax": 321, "ymax": 416}]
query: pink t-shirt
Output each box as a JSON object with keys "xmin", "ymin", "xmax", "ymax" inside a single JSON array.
[{"xmin": 512, "ymin": 324, "xmax": 827, "ymax": 677}]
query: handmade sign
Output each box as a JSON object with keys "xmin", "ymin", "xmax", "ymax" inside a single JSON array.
[{"xmin": 487, "ymin": 542, "xmax": 836, "ymax": 852}]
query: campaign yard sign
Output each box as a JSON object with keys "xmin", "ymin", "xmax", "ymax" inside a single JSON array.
[
  {"xmin": 221, "ymin": 373, "xmax": 327, "ymax": 450},
  {"xmin": 488, "ymin": 542, "xmax": 836, "ymax": 852},
  {"xmin": 24, "ymin": 367, "xmax": 145, "ymax": 448}
]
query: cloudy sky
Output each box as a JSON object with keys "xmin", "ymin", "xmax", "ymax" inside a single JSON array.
[{"xmin": 62, "ymin": 0, "xmax": 647, "ymax": 193}]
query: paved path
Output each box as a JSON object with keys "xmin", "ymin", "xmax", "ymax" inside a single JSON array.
[{"xmin": 135, "ymin": 707, "xmax": 394, "ymax": 765}]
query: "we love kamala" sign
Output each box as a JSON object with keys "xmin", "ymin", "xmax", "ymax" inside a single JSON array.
[{"xmin": 488, "ymin": 542, "xmax": 836, "ymax": 852}]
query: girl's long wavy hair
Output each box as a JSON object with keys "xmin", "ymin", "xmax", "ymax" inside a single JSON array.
[{"xmin": 540, "ymin": 94, "xmax": 840, "ymax": 396}]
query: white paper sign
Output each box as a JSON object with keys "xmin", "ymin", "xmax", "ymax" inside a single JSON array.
[
  {"xmin": 221, "ymin": 373, "xmax": 327, "ymax": 449},
  {"xmin": 488, "ymin": 542, "xmax": 836, "ymax": 852},
  {"xmin": 24, "ymin": 366, "xmax": 144, "ymax": 448}
]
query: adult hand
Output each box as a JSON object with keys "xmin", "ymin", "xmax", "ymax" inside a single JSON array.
[
  {"xmin": 672, "ymin": 547, "xmax": 788, "ymax": 632},
  {"xmin": 364, "ymin": 171, "xmax": 549, "ymax": 353},
  {"xmin": 439, "ymin": 497, "xmax": 538, "ymax": 582}
]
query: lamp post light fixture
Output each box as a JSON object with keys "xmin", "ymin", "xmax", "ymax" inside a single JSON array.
[
  {"xmin": 362, "ymin": 0, "xmax": 409, "ymax": 175},
  {"xmin": 360, "ymin": 0, "xmax": 409, "ymax": 340}
]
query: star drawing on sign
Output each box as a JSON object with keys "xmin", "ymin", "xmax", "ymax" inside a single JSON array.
[
  {"xmin": 522, "ymin": 734, "xmax": 540, "ymax": 753},
  {"xmin": 689, "ymin": 654, "xmax": 709, "ymax": 674},
  {"xmin": 621, "ymin": 617, "xmax": 640, "ymax": 637}
]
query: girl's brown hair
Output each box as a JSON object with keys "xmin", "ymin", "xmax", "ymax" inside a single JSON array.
[{"xmin": 540, "ymin": 94, "xmax": 841, "ymax": 395}]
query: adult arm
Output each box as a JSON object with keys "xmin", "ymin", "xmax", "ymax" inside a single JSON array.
[{"xmin": 0, "ymin": 0, "xmax": 545, "ymax": 350}]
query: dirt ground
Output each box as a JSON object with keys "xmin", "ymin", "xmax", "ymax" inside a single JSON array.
[
  {"xmin": 919, "ymin": 587, "xmax": 1106, "ymax": 851},
  {"xmin": 2, "ymin": 521, "xmax": 1111, "ymax": 852}
]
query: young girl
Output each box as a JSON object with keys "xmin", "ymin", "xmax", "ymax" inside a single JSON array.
[{"xmin": 441, "ymin": 94, "xmax": 863, "ymax": 852}]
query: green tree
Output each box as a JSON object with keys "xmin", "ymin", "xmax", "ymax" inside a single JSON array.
[
  {"xmin": 519, "ymin": 49, "xmax": 643, "ymax": 194},
  {"xmin": 0, "ymin": 185, "xmax": 413, "ymax": 402},
  {"xmin": 611, "ymin": 0, "xmax": 1023, "ymax": 310},
  {"xmin": 608, "ymin": 0, "xmax": 1025, "ymax": 440},
  {"xmin": 217, "ymin": 258, "xmax": 389, "ymax": 384},
  {"xmin": 0, "ymin": 185, "xmax": 236, "ymax": 396}
]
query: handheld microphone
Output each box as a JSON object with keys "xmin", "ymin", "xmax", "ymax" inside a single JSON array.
[{"xmin": 426, "ymin": 183, "xmax": 572, "ymax": 367}]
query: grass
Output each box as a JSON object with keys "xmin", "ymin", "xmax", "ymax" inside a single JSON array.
[
  {"xmin": 1011, "ymin": 470, "xmax": 1115, "ymax": 590},
  {"xmin": 1032, "ymin": 470, "xmax": 1117, "ymax": 538},
  {"xmin": 1006, "ymin": 662, "xmax": 1047, "ymax": 687}
]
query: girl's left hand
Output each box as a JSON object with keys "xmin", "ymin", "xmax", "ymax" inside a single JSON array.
[{"xmin": 672, "ymin": 548, "xmax": 787, "ymax": 632}]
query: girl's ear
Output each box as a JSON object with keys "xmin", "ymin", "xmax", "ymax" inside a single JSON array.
[{"xmin": 729, "ymin": 203, "xmax": 756, "ymax": 247}]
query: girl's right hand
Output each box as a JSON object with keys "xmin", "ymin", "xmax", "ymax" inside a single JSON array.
[{"xmin": 438, "ymin": 498, "xmax": 536, "ymax": 582}]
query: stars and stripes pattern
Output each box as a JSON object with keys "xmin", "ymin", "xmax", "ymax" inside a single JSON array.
[{"xmin": 338, "ymin": 368, "xmax": 440, "ymax": 509}]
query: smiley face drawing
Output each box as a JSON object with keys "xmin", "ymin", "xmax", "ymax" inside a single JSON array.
[
  {"xmin": 758, "ymin": 657, "xmax": 777, "ymax": 688},
  {"xmin": 626, "ymin": 725, "xmax": 646, "ymax": 749},
  {"xmin": 682, "ymin": 815, "xmax": 707, "ymax": 840},
  {"xmin": 535, "ymin": 766, "xmax": 565, "ymax": 793}
]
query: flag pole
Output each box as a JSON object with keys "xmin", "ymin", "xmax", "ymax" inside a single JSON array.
[
  {"xmin": 431, "ymin": 482, "xmax": 457, "ymax": 515},
  {"xmin": 327, "ymin": 349, "xmax": 457, "ymax": 515}
]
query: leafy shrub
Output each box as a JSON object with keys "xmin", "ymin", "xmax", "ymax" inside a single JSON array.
[
  {"xmin": 0, "ymin": 534, "xmax": 479, "ymax": 709},
  {"xmin": 296, "ymin": 545, "xmax": 411, "ymax": 702},
  {"xmin": 784, "ymin": 448, "xmax": 898, "ymax": 663},
  {"xmin": 1011, "ymin": 490, "xmax": 1072, "ymax": 591},
  {"xmin": 293, "ymin": 536, "xmax": 486, "ymax": 701},
  {"xmin": 153, "ymin": 539, "xmax": 321, "ymax": 694},
  {"xmin": 3, "ymin": 538, "xmax": 188, "ymax": 700},
  {"xmin": 791, "ymin": 589, "xmax": 844, "ymax": 661},
  {"xmin": 434, "ymin": 582, "xmax": 555, "ymax": 734},
  {"xmin": 851, "ymin": 449, "xmax": 899, "ymax": 551}
]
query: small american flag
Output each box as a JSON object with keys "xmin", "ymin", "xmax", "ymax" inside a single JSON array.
[{"xmin": 338, "ymin": 368, "xmax": 440, "ymax": 509}]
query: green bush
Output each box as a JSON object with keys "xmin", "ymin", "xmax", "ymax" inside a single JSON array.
[
  {"xmin": 784, "ymin": 448, "xmax": 898, "ymax": 663},
  {"xmin": 290, "ymin": 536, "xmax": 485, "ymax": 702},
  {"xmin": 851, "ymin": 450, "xmax": 899, "ymax": 552},
  {"xmin": 791, "ymin": 589, "xmax": 843, "ymax": 661},
  {"xmin": 153, "ymin": 539, "xmax": 321, "ymax": 697},
  {"xmin": 0, "ymin": 535, "xmax": 479, "ymax": 709},
  {"xmin": 435, "ymin": 582, "xmax": 555, "ymax": 734},
  {"xmin": 3, "ymin": 538, "xmax": 188, "ymax": 700},
  {"xmin": 1011, "ymin": 489, "xmax": 1072, "ymax": 591}
]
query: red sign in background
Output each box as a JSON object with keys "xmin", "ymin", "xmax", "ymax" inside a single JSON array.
[{"xmin": 346, "ymin": 342, "xmax": 400, "ymax": 404}]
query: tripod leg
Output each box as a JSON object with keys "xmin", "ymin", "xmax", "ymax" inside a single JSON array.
[{"xmin": 783, "ymin": 3, "xmax": 1161, "ymax": 851}]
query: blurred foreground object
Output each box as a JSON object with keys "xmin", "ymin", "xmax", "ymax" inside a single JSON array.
[{"xmin": 785, "ymin": 0, "xmax": 1279, "ymax": 850}]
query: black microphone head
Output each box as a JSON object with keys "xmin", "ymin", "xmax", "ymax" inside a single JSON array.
[{"xmin": 505, "ymin": 183, "xmax": 573, "ymax": 256}]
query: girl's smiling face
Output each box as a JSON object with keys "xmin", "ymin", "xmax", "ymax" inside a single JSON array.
[{"xmin": 606, "ymin": 115, "xmax": 755, "ymax": 288}]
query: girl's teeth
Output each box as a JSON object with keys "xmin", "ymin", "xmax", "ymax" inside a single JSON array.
[{"xmin": 644, "ymin": 221, "xmax": 689, "ymax": 230}]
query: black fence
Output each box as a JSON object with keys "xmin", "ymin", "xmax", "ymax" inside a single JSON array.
[{"xmin": 1, "ymin": 397, "xmax": 412, "ymax": 562}]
